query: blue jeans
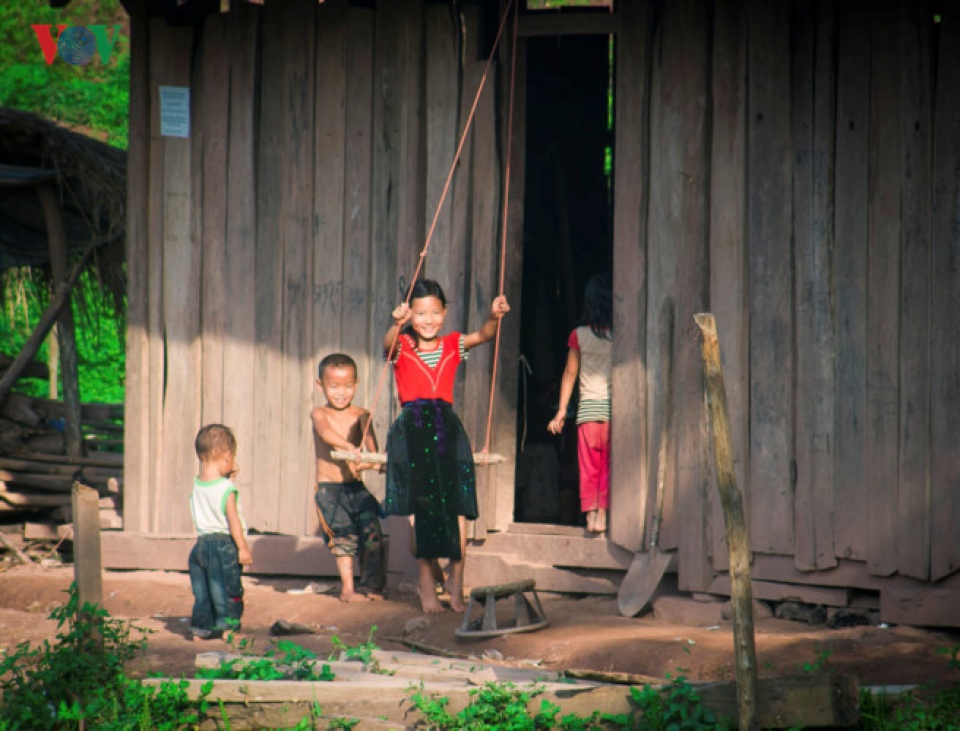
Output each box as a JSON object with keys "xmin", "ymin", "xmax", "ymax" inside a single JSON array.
[{"xmin": 188, "ymin": 534, "xmax": 244, "ymax": 638}]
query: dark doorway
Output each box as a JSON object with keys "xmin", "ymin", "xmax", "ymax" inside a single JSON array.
[{"xmin": 514, "ymin": 33, "xmax": 614, "ymax": 527}]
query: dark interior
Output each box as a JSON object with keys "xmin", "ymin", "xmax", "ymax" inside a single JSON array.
[{"xmin": 514, "ymin": 32, "xmax": 614, "ymax": 527}]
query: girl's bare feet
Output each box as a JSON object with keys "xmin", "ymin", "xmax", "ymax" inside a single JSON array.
[
  {"xmin": 585, "ymin": 510, "xmax": 597, "ymax": 532},
  {"xmin": 339, "ymin": 590, "xmax": 370, "ymax": 602},
  {"xmin": 417, "ymin": 558, "xmax": 446, "ymax": 613}
]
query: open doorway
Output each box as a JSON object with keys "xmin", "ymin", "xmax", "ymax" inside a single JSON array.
[{"xmin": 514, "ymin": 32, "xmax": 614, "ymax": 527}]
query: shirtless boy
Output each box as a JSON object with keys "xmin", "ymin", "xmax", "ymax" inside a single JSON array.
[{"xmin": 311, "ymin": 353, "xmax": 386, "ymax": 602}]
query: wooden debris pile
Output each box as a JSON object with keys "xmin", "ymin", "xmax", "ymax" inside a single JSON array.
[{"xmin": 0, "ymin": 393, "xmax": 123, "ymax": 529}]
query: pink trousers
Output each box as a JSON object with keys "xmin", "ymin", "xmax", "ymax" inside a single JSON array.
[{"xmin": 577, "ymin": 421, "xmax": 610, "ymax": 512}]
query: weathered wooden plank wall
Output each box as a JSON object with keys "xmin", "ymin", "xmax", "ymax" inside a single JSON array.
[{"xmin": 123, "ymin": 0, "xmax": 960, "ymax": 610}]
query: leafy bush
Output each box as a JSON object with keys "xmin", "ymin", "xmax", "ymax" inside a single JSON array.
[{"xmin": 0, "ymin": 584, "xmax": 211, "ymax": 730}]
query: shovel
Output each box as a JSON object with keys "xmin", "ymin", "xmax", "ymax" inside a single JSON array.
[{"xmin": 617, "ymin": 299, "xmax": 674, "ymax": 617}]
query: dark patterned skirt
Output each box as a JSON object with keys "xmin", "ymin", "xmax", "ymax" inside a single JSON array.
[{"xmin": 383, "ymin": 399, "xmax": 478, "ymax": 560}]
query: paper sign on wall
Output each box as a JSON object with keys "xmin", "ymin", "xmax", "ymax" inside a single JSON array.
[{"xmin": 159, "ymin": 85, "xmax": 190, "ymax": 138}]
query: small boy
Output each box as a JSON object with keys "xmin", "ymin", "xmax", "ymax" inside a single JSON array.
[
  {"xmin": 311, "ymin": 353, "xmax": 387, "ymax": 602},
  {"xmin": 188, "ymin": 423, "xmax": 252, "ymax": 640}
]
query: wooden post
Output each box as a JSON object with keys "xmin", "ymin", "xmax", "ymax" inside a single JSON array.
[
  {"xmin": 694, "ymin": 312, "xmax": 758, "ymax": 731},
  {"xmin": 0, "ymin": 246, "xmax": 94, "ymax": 401},
  {"xmin": 72, "ymin": 482, "xmax": 103, "ymax": 610},
  {"xmin": 48, "ymin": 324, "xmax": 59, "ymax": 400},
  {"xmin": 37, "ymin": 183, "xmax": 83, "ymax": 458}
]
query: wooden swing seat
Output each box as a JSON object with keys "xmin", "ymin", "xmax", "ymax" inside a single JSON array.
[{"xmin": 330, "ymin": 450, "xmax": 504, "ymax": 466}]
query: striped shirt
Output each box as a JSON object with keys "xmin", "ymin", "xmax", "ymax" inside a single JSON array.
[{"xmin": 413, "ymin": 335, "xmax": 468, "ymax": 367}]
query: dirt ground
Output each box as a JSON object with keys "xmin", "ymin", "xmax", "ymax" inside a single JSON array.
[{"xmin": 0, "ymin": 563, "xmax": 957, "ymax": 688}]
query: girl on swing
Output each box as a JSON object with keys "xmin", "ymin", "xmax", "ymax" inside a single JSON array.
[{"xmin": 382, "ymin": 279, "xmax": 510, "ymax": 613}]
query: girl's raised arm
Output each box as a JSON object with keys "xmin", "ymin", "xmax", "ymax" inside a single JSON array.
[{"xmin": 463, "ymin": 295, "xmax": 510, "ymax": 350}]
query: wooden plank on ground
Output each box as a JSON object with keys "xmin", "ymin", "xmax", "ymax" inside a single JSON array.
[
  {"xmin": 276, "ymin": 0, "xmax": 316, "ymax": 536},
  {"xmin": 897, "ymin": 0, "xmax": 932, "ymax": 581},
  {"xmin": 929, "ymin": 10, "xmax": 960, "ymax": 581},
  {"xmin": 222, "ymin": 0, "xmax": 259, "ymax": 527},
  {"xmin": 196, "ymin": 15, "xmax": 230, "ymax": 427},
  {"xmin": 865, "ymin": 1, "xmax": 901, "ymax": 577},
  {"xmin": 610, "ymin": 0, "xmax": 652, "ymax": 553},
  {"xmin": 696, "ymin": 674, "xmax": 860, "ymax": 730},
  {"xmin": 661, "ymin": 0, "xmax": 711, "ymax": 593},
  {"xmin": 251, "ymin": 0, "xmax": 286, "ymax": 532},
  {"xmin": 746, "ymin": 0, "xmax": 793, "ymax": 555},
  {"xmin": 157, "ymin": 24, "xmax": 200, "ymax": 535},
  {"xmin": 708, "ymin": 0, "xmax": 747, "ymax": 573},
  {"xmin": 792, "ymin": 0, "xmax": 837, "ymax": 571},
  {"xmin": 832, "ymin": 3, "xmax": 870, "ymax": 563}
]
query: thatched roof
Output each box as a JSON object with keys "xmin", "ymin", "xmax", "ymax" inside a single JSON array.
[{"xmin": 0, "ymin": 107, "xmax": 126, "ymax": 306}]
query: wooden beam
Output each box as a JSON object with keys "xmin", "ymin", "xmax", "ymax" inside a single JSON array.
[
  {"xmin": 72, "ymin": 482, "xmax": 103, "ymax": 609},
  {"xmin": 517, "ymin": 12, "xmax": 618, "ymax": 37}
]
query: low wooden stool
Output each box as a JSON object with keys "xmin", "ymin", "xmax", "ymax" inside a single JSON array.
[{"xmin": 455, "ymin": 578, "xmax": 549, "ymax": 638}]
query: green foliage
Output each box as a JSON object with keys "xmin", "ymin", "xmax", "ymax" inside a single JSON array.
[
  {"xmin": 196, "ymin": 631, "xmax": 336, "ymax": 683},
  {"xmin": 0, "ymin": 583, "xmax": 211, "ymax": 730},
  {"xmin": 407, "ymin": 681, "xmax": 630, "ymax": 730},
  {"xmin": 0, "ymin": 1, "xmax": 130, "ymax": 147},
  {"xmin": 859, "ymin": 647, "xmax": 960, "ymax": 730},
  {"xmin": 0, "ymin": 268, "xmax": 125, "ymax": 404},
  {"xmin": 799, "ymin": 644, "xmax": 833, "ymax": 675},
  {"xmin": 629, "ymin": 672, "xmax": 733, "ymax": 731},
  {"xmin": 330, "ymin": 625, "xmax": 381, "ymax": 669}
]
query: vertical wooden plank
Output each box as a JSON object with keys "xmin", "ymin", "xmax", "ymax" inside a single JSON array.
[
  {"xmin": 424, "ymin": 4, "xmax": 461, "ymax": 325},
  {"xmin": 197, "ymin": 16, "xmax": 230, "ymax": 427},
  {"xmin": 277, "ymin": 0, "xmax": 316, "ymax": 537},
  {"xmin": 865, "ymin": 1, "xmax": 901, "ymax": 576},
  {"xmin": 123, "ymin": 0, "xmax": 150, "ymax": 533},
  {"xmin": 463, "ymin": 6, "xmax": 500, "ymax": 538},
  {"xmin": 396, "ymin": 0, "xmax": 426, "ymax": 288},
  {"xmin": 661, "ymin": 0, "xmax": 711, "ymax": 592},
  {"xmin": 930, "ymin": 11, "xmax": 960, "ymax": 581},
  {"xmin": 792, "ymin": 0, "xmax": 837, "ymax": 571},
  {"xmin": 708, "ymin": 0, "xmax": 747, "ymax": 571},
  {"xmin": 156, "ymin": 24, "xmax": 200, "ymax": 534},
  {"xmin": 747, "ymin": 0, "xmax": 794, "ymax": 555},
  {"xmin": 832, "ymin": 3, "xmax": 870, "ymax": 562},
  {"xmin": 366, "ymin": 0, "xmax": 403, "ymax": 505},
  {"xmin": 252, "ymin": 0, "xmax": 285, "ymax": 532},
  {"xmin": 609, "ymin": 0, "xmax": 652, "ymax": 553},
  {"xmin": 313, "ymin": 0, "xmax": 346, "ymax": 360},
  {"xmin": 222, "ymin": 1, "xmax": 259, "ymax": 529},
  {"xmin": 897, "ymin": 0, "xmax": 932, "ymax": 581},
  {"xmin": 487, "ymin": 19, "xmax": 525, "ymax": 531},
  {"xmin": 146, "ymin": 17, "xmax": 171, "ymax": 534},
  {"xmin": 341, "ymin": 5, "xmax": 374, "ymax": 400}
]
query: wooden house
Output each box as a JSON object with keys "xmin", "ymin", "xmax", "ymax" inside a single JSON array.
[{"xmin": 107, "ymin": 0, "xmax": 960, "ymax": 627}]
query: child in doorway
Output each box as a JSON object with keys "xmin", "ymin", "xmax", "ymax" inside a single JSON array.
[
  {"xmin": 381, "ymin": 279, "xmax": 510, "ymax": 613},
  {"xmin": 548, "ymin": 271, "xmax": 612, "ymax": 534},
  {"xmin": 311, "ymin": 353, "xmax": 387, "ymax": 602},
  {"xmin": 188, "ymin": 424, "xmax": 253, "ymax": 640}
]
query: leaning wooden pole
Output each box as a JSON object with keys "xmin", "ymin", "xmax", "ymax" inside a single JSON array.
[
  {"xmin": 694, "ymin": 313, "xmax": 759, "ymax": 731},
  {"xmin": 0, "ymin": 245, "xmax": 95, "ymax": 401},
  {"xmin": 37, "ymin": 183, "xmax": 83, "ymax": 458}
]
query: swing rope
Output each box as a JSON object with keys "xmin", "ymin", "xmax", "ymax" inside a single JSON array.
[{"xmin": 339, "ymin": 0, "xmax": 519, "ymax": 466}]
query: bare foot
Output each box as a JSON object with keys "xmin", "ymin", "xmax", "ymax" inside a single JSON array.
[
  {"xmin": 593, "ymin": 509, "xmax": 607, "ymax": 533},
  {"xmin": 339, "ymin": 590, "xmax": 371, "ymax": 603},
  {"xmin": 361, "ymin": 590, "xmax": 385, "ymax": 601},
  {"xmin": 191, "ymin": 635, "xmax": 203, "ymax": 642},
  {"xmin": 447, "ymin": 589, "xmax": 466, "ymax": 613},
  {"xmin": 585, "ymin": 510, "xmax": 597, "ymax": 532},
  {"xmin": 418, "ymin": 587, "xmax": 445, "ymax": 613}
]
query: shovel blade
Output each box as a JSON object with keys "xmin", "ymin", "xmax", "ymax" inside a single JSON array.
[{"xmin": 617, "ymin": 549, "xmax": 671, "ymax": 617}]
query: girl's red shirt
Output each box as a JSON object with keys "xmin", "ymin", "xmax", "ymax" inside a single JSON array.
[{"xmin": 392, "ymin": 332, "xmax": 463, "ymax": 404}]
